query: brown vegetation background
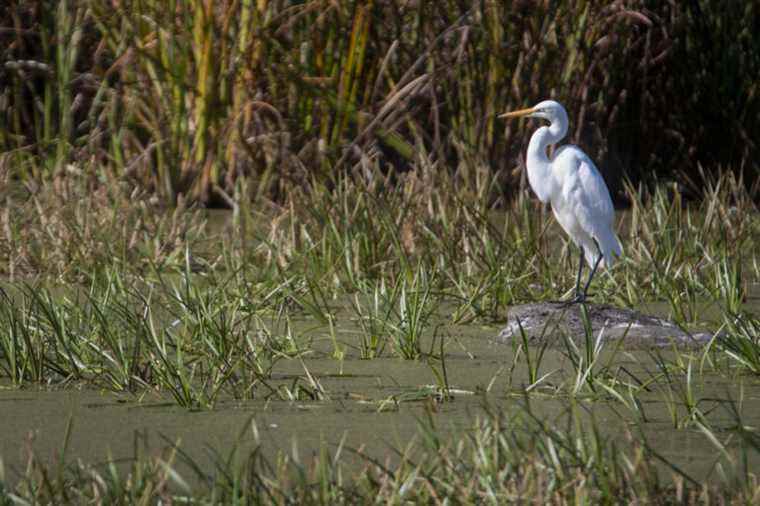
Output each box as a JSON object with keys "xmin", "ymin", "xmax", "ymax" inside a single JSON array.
[{"xmin": 2, "ymin": 1, "xmax": 759, "ymax": 205}]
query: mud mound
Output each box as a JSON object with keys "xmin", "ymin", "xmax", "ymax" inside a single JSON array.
[{"xmin": 496, "ymin": 302, "xmax": 713, "ymax": 349}]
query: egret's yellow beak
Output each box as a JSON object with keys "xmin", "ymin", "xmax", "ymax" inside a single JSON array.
[{"xmin": 499, "ymin": 107, "xmax": 536, "ymax": 119}]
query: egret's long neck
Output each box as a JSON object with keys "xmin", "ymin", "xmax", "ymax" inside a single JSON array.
[{"xmin": 525, "ymin": 119, "xmax": 567, "ymax": 203}]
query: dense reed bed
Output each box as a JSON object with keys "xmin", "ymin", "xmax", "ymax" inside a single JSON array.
[{"xmin": 2, "ymin": 1, "xmax": 759, "ymax": 204}]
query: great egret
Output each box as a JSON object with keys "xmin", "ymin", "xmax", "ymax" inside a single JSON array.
[{"xmin": 500, "ymin": 100, "xmax": 622, "ymax": 303}]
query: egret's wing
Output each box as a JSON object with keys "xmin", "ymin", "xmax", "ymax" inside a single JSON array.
[
  {"xmin": 563, "ymin": 156, "xmax": 615, "ymax": 239},
  {"xmin": 578, "ymin": 159, "xmax": 613, "ymax": 224},
  {"xmin": 570, "ymin": 156, "xmax": 623, "ymax": 265}
]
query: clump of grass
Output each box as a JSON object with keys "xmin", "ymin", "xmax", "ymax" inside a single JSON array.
[
  {"xmin": 508, "ymin": 318, "xmax": 553, "ymax": 392},
  {"xmin": 383, "ymin": 266, "xmax": 436, "ymax": 360},
  {"xmin": 720, "ymin": 312, "xmax": 760, "ymax": 375},
  {"xmin": 349, "ymin": 287, "xmax": 390, "ymax": 359},
  {"xmin": 615, "ymin": 176, "xmax": 758, "ymax": 322},
  {"xmin": 0, "ymin": 269, "xmax": 309, "ymax": 407}
]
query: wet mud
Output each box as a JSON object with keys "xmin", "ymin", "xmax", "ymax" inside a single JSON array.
[{"xmin": 497, "ymin": 302, "xmax": 714, "ymax": 348}]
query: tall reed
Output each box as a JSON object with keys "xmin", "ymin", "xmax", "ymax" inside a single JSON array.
[{"xmin": 2, "ymin": 1, "xmax": 757, "ymax": 204}]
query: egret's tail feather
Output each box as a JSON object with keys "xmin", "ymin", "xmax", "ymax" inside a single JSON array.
[{"xmin": 599, "ymin": 233, "xmax": 623, "ymax": 269}]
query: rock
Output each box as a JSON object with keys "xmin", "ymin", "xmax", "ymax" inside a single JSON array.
[{"xmin": 496, "ymin": 302, "xmax": 713, "ymax": 349}]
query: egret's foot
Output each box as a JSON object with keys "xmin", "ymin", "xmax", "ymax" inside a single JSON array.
[
  {"xmin": 548, "ymin": 292, "xmax": 594, "ymax": 306},
  {"xmin": 560, "ymin": 292, "xmax": 589, "ymax": 306}
]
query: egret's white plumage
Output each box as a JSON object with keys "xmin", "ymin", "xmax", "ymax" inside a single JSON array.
[{"xmin": 501, "ymin": 100, "xmax": 622, "ymax": 302}]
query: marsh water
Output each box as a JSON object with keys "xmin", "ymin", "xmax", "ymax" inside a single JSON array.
[
  {"xmin": 2, "ymin": 313, "xmax": 760, "ymax": 486},
  {"xmin": 2, "ymin": 209, "xmax": 760, "ymax": 487}
]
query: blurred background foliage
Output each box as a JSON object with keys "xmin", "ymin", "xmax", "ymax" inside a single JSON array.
[{"xmin": 1, "ymin": 0, "xmax": 758, "ymax": 206}]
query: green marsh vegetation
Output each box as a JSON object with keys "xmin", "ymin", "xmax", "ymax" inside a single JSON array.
[{"xmin": 1, "ymin": 0, "xmax": 760, "ymax": 503}]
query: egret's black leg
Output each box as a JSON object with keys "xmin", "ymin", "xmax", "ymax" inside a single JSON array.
[
  {"xmin": 574, "ymin": 246, "xmax": 585, "ymax": 299},
  {"xmin": 560, "ymin": 246, "xmax": 587, "ymax": 305},
  {"xmin": 579, "ymin": 239, "xmax": 604, "ymax": 300}
]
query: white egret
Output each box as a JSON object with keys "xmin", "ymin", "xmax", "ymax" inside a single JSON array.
[{"xmin": 500, "ymin": 100, "xmax": 622, "ymax": 303}]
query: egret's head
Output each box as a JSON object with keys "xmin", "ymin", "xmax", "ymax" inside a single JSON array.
[{"xmin": 500, "ymin": 100, "xmax": 567, "ymax": 124}]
